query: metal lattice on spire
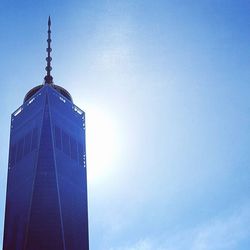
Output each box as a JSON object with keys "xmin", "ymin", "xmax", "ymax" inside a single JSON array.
[{"xmin": 44, "ymin": 16, "xmax": 53, "ymax": 84}]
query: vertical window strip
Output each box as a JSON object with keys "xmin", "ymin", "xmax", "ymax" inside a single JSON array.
[
  {"xmin": 70, "ymin": 136, "xmax": 77, "ymax": 160},
  {"xmin": 16, "ymin": 138, "xmax": 24, "ymax": 162},
  {"xmin": 78, "ymin": 143, "xmax": 84, "ymax": 166},
  {"xmin": 55, "ymin": 126, "xmax": 62, "ymax": 150},
  {"xmin": 31, "ymin": 127, "xmax": 38, "ymax": 150},
  {"xmin": 10, "ymin": 144, "xmax": 17, "ymax": 166},
  {"xmin": 24, "ymin": 132, "xmax": 32, "ymax": 156},
  {"xmin": 62, "ymin": 130, "xmax": 70, "ymax": 156}
]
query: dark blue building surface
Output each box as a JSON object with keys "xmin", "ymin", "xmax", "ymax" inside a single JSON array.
[{"xmin": 3, "ymin": 85, "xmax": 89, "ymax": 250}]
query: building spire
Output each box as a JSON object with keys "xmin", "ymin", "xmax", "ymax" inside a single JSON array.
[{"xmin": 44, "ymin": 16, "xmax": 53, "ymax": 84}]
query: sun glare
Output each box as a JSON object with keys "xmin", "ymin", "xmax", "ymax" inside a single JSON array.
[{"xmin": 85, "ymin": 105, "xmax": 120, "ymax": 184}]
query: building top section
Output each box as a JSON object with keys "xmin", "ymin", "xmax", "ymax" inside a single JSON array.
[
  {"xmin": 24, "ymin": 84, "xmax": 73, "ymax": 103},
  {"xmin": 24, "ymin": 17, "xmax": 73, "ymax": 103}
]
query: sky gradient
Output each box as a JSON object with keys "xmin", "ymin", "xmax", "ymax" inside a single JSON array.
[{"xmin": 0, "ymin": 0, "xmax": 250, "ymax": 249}]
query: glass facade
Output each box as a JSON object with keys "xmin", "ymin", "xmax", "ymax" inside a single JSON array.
[{"xmin": 3, "ymin": 85, "xmax": 89, "ymax": 250}]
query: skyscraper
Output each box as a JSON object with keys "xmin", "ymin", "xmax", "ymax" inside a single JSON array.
[{"xmin": 3, "ymin": 17, "xmax": 89, "ymax": 250}]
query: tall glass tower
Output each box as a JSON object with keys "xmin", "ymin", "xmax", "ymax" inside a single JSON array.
[{"xmin": 3, "ymin": 17, "xmax": 89, "ymax": 250}]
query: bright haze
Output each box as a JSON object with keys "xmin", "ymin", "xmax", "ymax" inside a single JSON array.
[{"xmin": 0, "ymin": 1, "xmax": 250, "ymax": 249}]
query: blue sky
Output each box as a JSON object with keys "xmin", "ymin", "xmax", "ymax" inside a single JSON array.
[{"xmin": 0, "ymin": 0, "xmax": 250, "ymax": 249}]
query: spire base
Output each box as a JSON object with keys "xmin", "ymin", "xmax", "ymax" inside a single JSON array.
[{"xmin": 44, "ymin": 75, "xmax": 53, "ymax": 85}]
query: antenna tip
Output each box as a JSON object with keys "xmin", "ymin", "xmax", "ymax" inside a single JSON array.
[{"xmin": 48, "ymin": 16, "xmax": 51, "ymax": 26}]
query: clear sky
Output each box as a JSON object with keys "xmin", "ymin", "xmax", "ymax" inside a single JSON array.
[{"xmin": 0, "ymin": 0, "xmax": 250, "ymax": 249}]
